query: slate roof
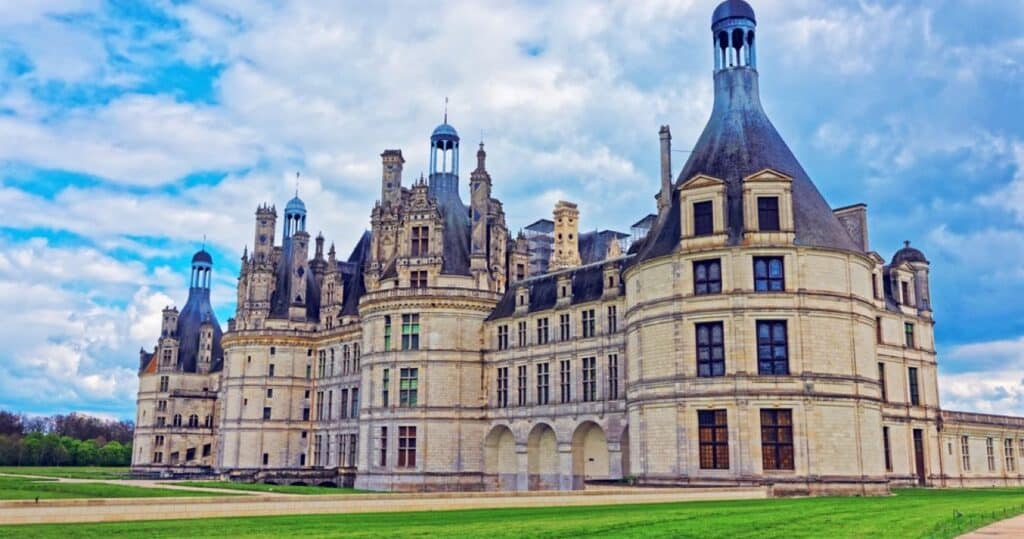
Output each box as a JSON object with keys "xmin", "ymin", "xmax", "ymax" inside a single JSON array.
[
  {"xmin": 487, "ymin": 257, "xmax": 627, "ymax": 321},
  {"xmin": 339, "ymin": 231, "xmax": 371, "ymax": 316},
  {"xmin": 175, "ymin": 285, "xmax": 223, "ymax": 373},
  {"xmin": 269, "ymin": 236, "xmax": 321, "ymax": 322},
  {"xmin": 631, "ymin": 68, "xmax": 860, "ymax": 266}
]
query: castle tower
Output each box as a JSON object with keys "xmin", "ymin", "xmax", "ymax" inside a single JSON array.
[
  {"xmin": 549, "ymin": 201, "xmax": 581, "ymax": 270},
  {"xmin": 381, "ymin": 149, "xmax": 405, "ymax": 207},
  {"xmin": 284, "ymin": 194, "xmax": 310, "ymax": 321}
]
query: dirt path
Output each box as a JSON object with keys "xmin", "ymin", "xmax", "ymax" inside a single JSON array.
[
  {"xmin": 0, "ymin": 472, "xmax": 281, "ymax": 497},
  {"xmin": 0, "ymin": 486, "xmax": 767, "ymax": 525}
]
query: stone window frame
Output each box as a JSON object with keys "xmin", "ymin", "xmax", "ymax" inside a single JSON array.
[
  {"xmin": 678, "ymin": 174, "xmax": 728, "ymax": 250},
  {"xmin": 698, "ymin": 409, "xmax": 729, "ymax": 470},
  {"xmin": 397, "ymin": 426, "xmax": 417, "ymax": 468},
  {"xmin": 741, "ymin": 169, "xmax": 795, "ymax": 244},
  {"xmin": 760, "ymin": 409, "xmax": 795, "ymax": 471}
]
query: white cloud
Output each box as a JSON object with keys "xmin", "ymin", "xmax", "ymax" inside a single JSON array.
[{"xmin": 941, "ymin": 337, "xmax": 1024, "ymax": 416}]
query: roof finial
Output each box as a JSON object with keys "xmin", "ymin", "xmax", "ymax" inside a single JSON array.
[
  {"xmin": 904, "ymin": 240, "xmax": 911, "ymax": 248},
  {"xmin": 443, "ymin": 96, "xmax": 448, "ymax": 123},
  {"xmin": 295, "ymin": 171, "xmax": 300, "ymax": 197}
]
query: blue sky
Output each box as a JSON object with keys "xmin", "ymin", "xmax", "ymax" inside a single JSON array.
[{"xmin": 0, "ymin": 0, "xmax": 1022, "ymax": 419}]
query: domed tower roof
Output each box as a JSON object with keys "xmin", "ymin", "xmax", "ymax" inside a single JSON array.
[
  {"xmin": 712, "ymin": 0, "xmax": 756, "ymax": 26},
  {"xmin": 191, "ymin": 249, "xmax": 212, "ymax": 265},
  {"xmin": 891, "ymin": 241, "xmax": 928, "ymax": 265},
  {"xmin": 431, "ymin": 122, "xmax": 460, "ymax": 142},
  {"xmin": 285, "ymin": 195, "xmax": 307, "ymax": 215}
]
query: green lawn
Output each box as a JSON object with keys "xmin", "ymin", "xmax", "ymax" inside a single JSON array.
[
  {"xmin": 0, "ymin": 466, "xmax": 130, "ymax": 480},
  {"xmin": 0, "ymin": 475, "xmax": 221, "ymax": 500},
  {"xmin": 174, "ymin": 481, "xmax": 369, "ymax": 495},
  {"xmin": 1, "ymin": 488, "xmax": 1023, "ymax": 538}
]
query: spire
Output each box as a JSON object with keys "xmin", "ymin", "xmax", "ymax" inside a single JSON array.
[{"xmin": 475, "ymin": 141, "xmax": 487, "ymax": 172}]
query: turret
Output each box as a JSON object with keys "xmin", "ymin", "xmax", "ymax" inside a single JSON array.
[
  {"xmin": 470, "ymin": 142, "xmax": 492, "ymax": 285},
  {"xmin": 428, "ymin": 115, "xmax": 460, "ymax": 197},
  {"xmin": 161, "ymin": 306, "xmax": 179, "ymax": 338},
  {"xmin": 197, "ymin": 318, "xmax": 214, "ymax": 374}
]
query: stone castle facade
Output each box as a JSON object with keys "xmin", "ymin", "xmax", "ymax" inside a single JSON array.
[{"xmin": 133, "ymin": 1, "xmax": 1024, "ymax": 494}]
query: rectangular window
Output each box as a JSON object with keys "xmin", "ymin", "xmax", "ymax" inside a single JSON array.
[
  {"xmin": 693, "ymin": 200, "xmax": 713, "ymax": 237},
  {"xmin": 410, "ymin": 270, "xmax": 428, "ymax": 289},
  {"xmin": 582, "ymin": 357, "xmax": 597, "ymax": 402},
  {"xmin": 698, "ymin": 409, "xmax": 729, "ymax": 470},
  {"xmin": 754, "ymin": 257, "xmax": 785, "ymax": 292},
  {"xmin": 876, "ymin": 317, "xmax": 884, "ymax": 344},
  {"xmin": 757, "ymin": 196, "xmax": 780, "ymax": 231},
  {"xmin": 607, "ymin": 306, "xmax": 618, "ymax": 333},
  {"xmin": 399, "ymin": 367, "xmax": 418, "ymax": 407},
  {"xmin": 313, "ymin": 435, "xmax": 322, "ymax": 466},
  {"xmin": 537, "ymin": 362, "xmax": 550, "ymax": 405},
  {"xmin": 608, "ymin": 354, "xmax": 619, "ymax": 400},
  {"xmin": 410, "ymin": 226, "xmax": 429, "ymax": 257},
  {"xmin": 760, "ymin": 409, "xmax": 794, "ymax": 470},
  {"xmin": 878, "ymin": 362, "xmax": 887, "ymax": 402},
  {"xmin": 883, "ymin": 426, "xmax": 893, "ymax": 472},
  {"xmin": 159, "ymin": 376, "xmax": 169, "ymax": 392},
  {"xmin": 316, "ymin": 390, "xmax": 324, "ymax": 420},
  {"xmin": 306, "ymin": 364, "xmax": 312, "ymax": 379},
  {"xmin": 582, "ymin": 309, "xmax": 596, "ymax": 338},
  {"xmin": 693, "ymin": 259, "xmax": 722, "ymax": 295},
  {"xmin": 155, "ymin": 435, "xmax": 164, "ymax": 446},
  {"xmin": 987, "ymin": 437, "xmax": 996, "ymax": 471},
  {"xmin": 497, "ymin": 367, "xmax": 509, "ymax": 408},
  {"xmin": 696, "ymin": 322, "xmax": 726, "ymax": 377},
  {"xmin": 560, "ymin": 360, "xmax": 571, "ymax": 403},
  {"xmin": 340, "ymin": 389, "xmax": 349, "ymax": 419},
  {"xmin": 382, "ymin": 368, "xmax": 390, "ymax": 407},
  {"xmin": 904, "ymin": 322, "xmax": 915, "ymax": 348},
  {"xmin": 379, "ymin": 427, "xmax": 388, "ymax": 467},
  {"xmin": 961, "ymin": 436, "xmax": 971, "ymax": 471},
  {"xmin": 262, "ymin": 407, "xmax": 271, "ymax": 420},
  {"xmin": 518, "ymin": 321, "xmax": 528, "ymax": 347},
  {"xmin": 1005, "ymin": 439, "xmax": 1016, "ymax": 472},
  {"xmin": 156, "ymin": 416, "xmax": 166, "ymax": 427},
  {"xmin": 559, "ymin": 314, "xmax": 571, "ymax": 341},
  {"xmin": 901, "ymin": 281, "xmax": 910, "ymax": 305},
  {"xmin": 518, "ymin": 365, "xmax": 528, "ymax": 406},
  {"xmin": 351, "ymin": 388, "xmax": 359, "ymax": 418},
  {"xmin": 1020, "ymin": 439, "xmax": 1024, "ymax": 460},
  {"xmin": 401, "ymin": 314, "xmax": 420, "ymax": 350},
  {"xmin": 153, "ymin": 452, "xmax": 163, "ymax": 463},
  {"xmin": 302, "ymin": 408, "xmax": 310, "ymax": 421},
  {"xmin": 516, "ymin": 263, "xmax": 525, "ymax": 281},
  {"xmin": 756, "ymin": 321, "xmax": 789, "ymax": 375},
  {"xmin": 349, "ymin": 434, "xmax": 358, "ymax": 467},
  {"xmin": 384, "ymin": 315, "xmax": 392, "ymax": 351},
  {"xmin": 908, "ymin": 367, "xmax": 920, "ymax": 406},
  {"xmin": 537, "ymin": 318, "xmax": 550, "ymax": 344},
  {"xmin": 497, "ymin": 325, "xmax": 509, "ymax": 351},
  {"xmin": 398, "ymin": 426, "xmax": 417, "ymax": 468}
]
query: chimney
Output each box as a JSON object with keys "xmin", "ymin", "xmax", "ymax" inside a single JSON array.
[{"xmin": 658, "ymin": 125, "xmax": 672, "ymax": 214}]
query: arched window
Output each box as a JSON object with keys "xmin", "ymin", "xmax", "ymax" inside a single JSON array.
[
  {"xmin": 204, "ymin": 415, "xmax": 213, "ymax": 428},
  {"xmin": 172, "ymin": 414, "xmax": 182, "ymax": 427},
  {"xmin": 188, "ymin": 414, "xmax": 199, "ymax": 428}
]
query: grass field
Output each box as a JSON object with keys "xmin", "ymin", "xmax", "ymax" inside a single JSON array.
[
  {"xmin": 174, "ymin": 481, "xmax": 369, "ymax": 495},
  {"xmin": 0, "ymin": 475, "xmax": 219, "ymax": 500},
  {"xmin": 1, "ymin": 488, "xmax": 1023, "ymax": 538},
  {"xmin": 0, "ymin": 466, "xmax": 130, "ymax": 480}
]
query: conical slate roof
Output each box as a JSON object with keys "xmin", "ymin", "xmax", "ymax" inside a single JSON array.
[{"xmin": 633, "ymin": 67, "xmax": 860, "ymax": 264}]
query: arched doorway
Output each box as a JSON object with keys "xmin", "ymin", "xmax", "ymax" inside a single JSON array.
[
  {"xmin": 527, "ymin": 423, "xmax": 558, "ymax": 490},
  {"xmin": 571, "ymin": 421, "xmax": 609, "ymax": 488},
  {"xmin": 484, "ymin": 425, "xmax": 517, "ymax": 490}
]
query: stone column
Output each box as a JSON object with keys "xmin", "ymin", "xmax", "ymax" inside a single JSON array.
[
  {"xmin": 516, "ymin": 443, "xmax": 529, "ymax": 491},
  {"xmin": 558, "ymin": 442, "xmax": 575, "ymax": 490}
]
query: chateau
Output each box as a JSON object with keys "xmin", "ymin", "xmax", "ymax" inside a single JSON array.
[{"xmin": 133, "ymin": 1, "xmax": 1024, "ymax": 494}]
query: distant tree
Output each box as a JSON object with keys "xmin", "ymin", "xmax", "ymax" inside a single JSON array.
[{"xmin": 0, "ymin": 411, "xmax": 24, "ymax": 436}]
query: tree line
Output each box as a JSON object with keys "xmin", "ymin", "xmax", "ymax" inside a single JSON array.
[{"xmin": 0, "ymin": 410, "xmax": 134, "ymax": 466}]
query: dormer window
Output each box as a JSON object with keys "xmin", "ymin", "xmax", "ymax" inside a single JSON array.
[
  {"xmin": 757, "ymin": 196, "xmax": 780, "ymax": 231},
  {"xmin": 693, "ymin": 201, "xmax": 714, "ymax": 236}
]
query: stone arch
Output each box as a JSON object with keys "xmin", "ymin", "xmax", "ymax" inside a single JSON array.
[
  {"xmin": 484, "ymin": 424, "xmax": 517, "ymax": 490},
  {"xmin": 527, "ymin": 422, "xmax": 558, "ymax": 490},
  {"xmin": 571, "ymin": 421, "xmax": 610, "ymax": 486}
]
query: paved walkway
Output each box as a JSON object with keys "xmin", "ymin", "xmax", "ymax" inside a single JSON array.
[
  {"xmin": 0, "ymin": 486, "xmax": 767, "ymax": 525},
  {"xmin": 960, "ymin": 514, "xmax": 1024, "ymax": 538}
]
